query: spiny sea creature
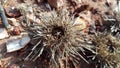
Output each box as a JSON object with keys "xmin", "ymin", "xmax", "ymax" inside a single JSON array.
[
  {"xmin": 93, "ymin": 33, "xmax": 120, "ymax": 68},
  {"xmin": 25, "ymin": 9, "xmax": 95, "ymax": 68}
]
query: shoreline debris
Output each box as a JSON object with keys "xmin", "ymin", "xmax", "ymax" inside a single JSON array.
[{"xmin": 6, "ymin": 35, "xmax": 30, "ymax": 52}]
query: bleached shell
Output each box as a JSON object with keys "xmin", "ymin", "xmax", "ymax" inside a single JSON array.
[
  {"xmin": 6, "ymin": 35, "xmax": 30, "ymax": 52},
  {"xmin": 0, "ymin": 28, "xmax": 9, "ymax": 39}
]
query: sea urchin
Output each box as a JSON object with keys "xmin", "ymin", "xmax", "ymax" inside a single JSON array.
[{"xmin": 25, "ymin": 9, "xmax": 94, "ymax": 68}]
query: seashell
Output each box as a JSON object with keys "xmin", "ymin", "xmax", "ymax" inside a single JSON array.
[
  {"xmin": 0, "ymin": 28, "xmax": 9, "ymax": 39},
  {"xmin": 6, "ymin": 35, "xmax": 30, "ymax": 52}
]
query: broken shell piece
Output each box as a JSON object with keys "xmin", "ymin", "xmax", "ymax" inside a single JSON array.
[
  {"xmin": 48, "ymin": 0, "xmax": 64, "ymax": 8},
  {"xmin": 74, "ymin": 17, "xmax": 87, "ymax": 30},
  {"xmin": 0, "ymin": 28, "xmax": 9, "ymax": 39},
  {"xmin": 6, "ymin": 35, "xmax": 30, "ymax": 52}
]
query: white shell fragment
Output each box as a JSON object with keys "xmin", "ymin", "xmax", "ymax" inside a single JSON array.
[
  {"xmin": 6, "ymin": 35, "xmax": 30, "ymax": 52},
  {"xmin": 0, "ymin": 28, "xmax": 9, "ymax": 39}
]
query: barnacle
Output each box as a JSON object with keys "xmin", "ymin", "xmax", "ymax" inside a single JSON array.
[
  {"xmin": 93, "ymin": 33, "xmax": 120, "ymax": 68},
  {"xmin": 25, "ymin": 9, "xmax": 95, "ymax": 68}
]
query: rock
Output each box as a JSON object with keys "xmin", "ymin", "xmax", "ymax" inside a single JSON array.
[
  {"xmin": 6, "ymin": 35, "xmax": 30, "ymax": 52},
  {"xmin": 0, "ymin": 28, "xmax": 9, "ymax": 39},
  {"xmin": 12, "ymin": 26, "xmax": 21, "ymax": 35},
  {"xmin": 8, "ymin": 18, "xmax": 19, "ymax": 26},
  {"xmin": 48, "ymin": 0, "xmax": 64, "ymax": 8},
  {"xmin": 7, "ymin": 18, "xmax": 22, "ymax": 35},
  {"xmin": 7, "ymin": 64, "xmax": 20, "ymax": 68},
  {"xmin": 4, "ymin": 6, "xmax": 22, "ymax": 18},
  {"xmin": 0, "ymin": 57, "xmax": 12, "ymax": 68},
  {"xmin": 21, "ymin": 0, "xmax": 28, "ymax": 3},
  {"xmin": 36, "ymin": 0, "xmax": 44, "ymax": 4}
]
